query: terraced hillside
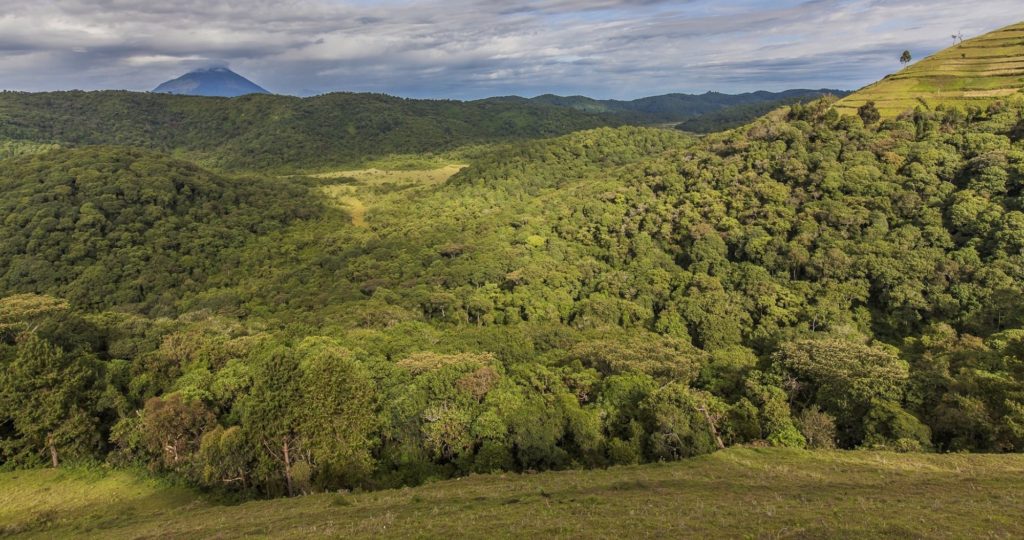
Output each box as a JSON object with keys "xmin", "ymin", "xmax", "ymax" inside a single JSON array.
[{"xmin": 836, "ymin": 21, "xmax": 1024, "ymax": 116}]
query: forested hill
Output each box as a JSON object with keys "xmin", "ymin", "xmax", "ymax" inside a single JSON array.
[
  {"xmin": 0, "ymin": 146, "xmax": 320, "ymax": 314},
  {"xmin": 487, "ymin": 89, "xmax": 849, "ymax": 123},
  {"xmin": 0, "ymin": 91, "xmax": 619, "ymax": 171},
  {"xmin": 3, "ymin": 95, "xmax": 1024, "ymax": 497}
]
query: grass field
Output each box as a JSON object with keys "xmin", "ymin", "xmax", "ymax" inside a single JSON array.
[
  {"xmin": 836, "ymin": 21, "xmax": 1024, "ymax": 116},
  {"xmin": 2, "ymin": 448, "xmax": 1023, "ymax": 538},
  {"xmin": 316, "ymin": 164, "xmax": 465, "ymax": 228}
]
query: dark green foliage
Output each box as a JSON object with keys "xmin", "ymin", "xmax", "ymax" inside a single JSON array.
[
  {"xmin": 858, "ymin": 101, "xmax": 881, "ymax": 124},
  {"xmin": 0, "ymin": 91, "xmax": 619, "ymax": 171},
  {"xmin": 675, "ymin": 94, "xmax": 848, "ymax": 133},
  {"xmin": 506, "ymin": 89, "xmax": 849, "ymax": 124},
  {"xmin": 0, "ymin": 334, "xmax": 105, "ymax": 467},
  {"xmin": 0, "ymin": 147, "xmax": 317, "ymax": 314}
]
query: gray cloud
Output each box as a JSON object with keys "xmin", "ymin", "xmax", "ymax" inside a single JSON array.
[{"xmin": 0, "ymin": 0, "xmax": 1020, "ymax": 99}]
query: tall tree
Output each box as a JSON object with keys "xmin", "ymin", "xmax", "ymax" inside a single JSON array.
[
  {"xmin": 0, "ymin": 334, "xmax": 101, "ymax": 467},
  {"xmin": 242, "ymin": 346, "xmax": 305, "ymax": 496},
  {"xmin": 297, "ymin": 339, "xmax": 378, "ymax": 489}
]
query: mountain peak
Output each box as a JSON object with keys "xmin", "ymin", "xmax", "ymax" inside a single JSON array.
[{"xmin": 153, "ymin": 67, "xmax": 269, "ymax": 97}]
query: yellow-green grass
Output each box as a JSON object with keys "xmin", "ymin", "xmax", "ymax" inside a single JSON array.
[
  {"xmin": 313, "ymin": 164, "xmax": 465, "ymax": 186},
  {"xmin": 3, "ymin": 448, "xmax": 1024, "ymax": 538},
  {"xmin": 837, "ymin": 22, "xmax": 1024, "ymax": 117},
  {"xmin": 316, "ymin": 165, "xmax": 465, "ymax": 228}
]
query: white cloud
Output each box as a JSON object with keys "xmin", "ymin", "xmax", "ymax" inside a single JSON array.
[{"xmin": 0, "ymin": 0, "xmax": 1020, "ymax": 98}]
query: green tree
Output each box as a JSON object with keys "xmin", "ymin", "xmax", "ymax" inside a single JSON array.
[
  {"xmin": 242, "ymin": 346, "xmax": 305, "ymax": 496},
  {"xmin": 297, "ymin": 339, "xmax": 378, "ymax": 489},
  {"xmin": 776, "ymin": 339, "xmax": 912, "ymax": 445},
  {"xmin": 137, "ymin": 394, "xmax": 216, "ymax": 470},
  {"xmin": 858, "ymin": 101, "xmax": 881, "ymax": 125},
  {"xmin": 0, "ymin": 334, "xmax": 102, "ymax": 467}
]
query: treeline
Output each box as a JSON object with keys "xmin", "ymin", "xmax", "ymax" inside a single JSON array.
[
  {"xmin": 0, "ymin": 294, "xmax": 943, "ymax": 497},
  {"xmin": 502, "ymin": 89, "xmax": 849, "ymax": 123},
  {"xmin": 2, "ymin": 96, "xmax": 1024, "ymax": 498},
  {"xmin": 0, "ymin": 91, "xmax": 619, "ymax": 171},
  {"xmin": 674, "ymin": 98, "xmax": 813, "ymax": 133}
]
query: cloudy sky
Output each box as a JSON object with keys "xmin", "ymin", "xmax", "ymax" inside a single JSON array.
[{"xmin": 0, "ymin": 0, "xmax": 1020, "ymax": 99}]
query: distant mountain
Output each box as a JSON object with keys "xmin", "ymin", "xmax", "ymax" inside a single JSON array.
[
  {"xmin": 836, "ymin": 21, "xmax": 1024, "ymax": 117},
  {"xmin": 485, "ymin": 89, "xmax": 849, "ymax": 124},
  {"xmin": 153, "ymin": 67, "xmax": 269, "ymax": 97}
]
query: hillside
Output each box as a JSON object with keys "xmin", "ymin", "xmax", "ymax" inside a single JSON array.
[
  {"xmin": 836, "ymin": 22, "xmax": 1024, "ymax": 116},
  {"xmin": 1, "ymin": 449, "xmax": 1022, "ymax": 538},
  {"xmin": 3, "ymin": 99, "xmax": 1024, "ymax": 501},
  {"xmin": 153, "ymin": 67, "xmax": 270, "ymax": 97},
  {"xmin": 0, "ymin": 147, "xmax": 319, "ymax": 314},
  {"xmin": 492, "ymin": 89, "xmax": 848, "ymax": 123},
  {"xmin": 0, "ymin": 91, "xmax": 618, "ymax": 171}
]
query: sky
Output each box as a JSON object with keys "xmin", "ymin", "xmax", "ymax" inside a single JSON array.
[{"xmin": 0, "ymin": 0, "xmax": 1021, "ymax": 100}]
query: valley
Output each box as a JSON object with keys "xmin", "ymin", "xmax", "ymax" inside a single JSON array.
[{"xmin": 1, "ymin": 12, "xmax": 1024, "ymax": 539}]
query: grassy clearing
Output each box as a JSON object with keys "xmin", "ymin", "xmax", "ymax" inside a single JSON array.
[
  {"xmin": 2, "ymin": 449, "xmax": 1023, "ymax": 538},
  {"xmin": 836, "ymin": 21, "xmax": 1024, "ymax": 117},
  {"xmin": 313, "ymin": 165, "xmax": 465, "ymax": 186},
  {"xmin": 316, "ymin": 165, "xmax": 465, "ymax": 228}
]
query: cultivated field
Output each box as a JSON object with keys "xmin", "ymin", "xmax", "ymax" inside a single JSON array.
[{"xmin": 836, "ymin": 22, "xmax": 1024, "ymax": 116}]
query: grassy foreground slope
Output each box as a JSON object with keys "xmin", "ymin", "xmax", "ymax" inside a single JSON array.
[
  {"xmin": 2, "ymin": 449, "xmax": 1023, "ymax": 539},
  {"xmin": 836, "ymin": 21, "xmax": 1024, "ymax": 116}
]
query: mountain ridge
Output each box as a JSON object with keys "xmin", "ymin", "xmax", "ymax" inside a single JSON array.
[{"xmin": 484, "ymin": 88, "xmax": 849, "ymax": 123}]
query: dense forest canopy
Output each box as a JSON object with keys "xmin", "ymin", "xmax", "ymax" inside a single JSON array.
[
  {"xmin": 2, "ymin": 91, "xmax": 1024, "ymax": 499},
  {"xmin": 0, "ymin": 91, "xmax": 620, "ymax": 171}
]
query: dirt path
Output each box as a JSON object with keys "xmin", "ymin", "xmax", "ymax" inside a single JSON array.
[{"xmin": 336, "ymin": 194, "xmax": 367, "ymax": 227}]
